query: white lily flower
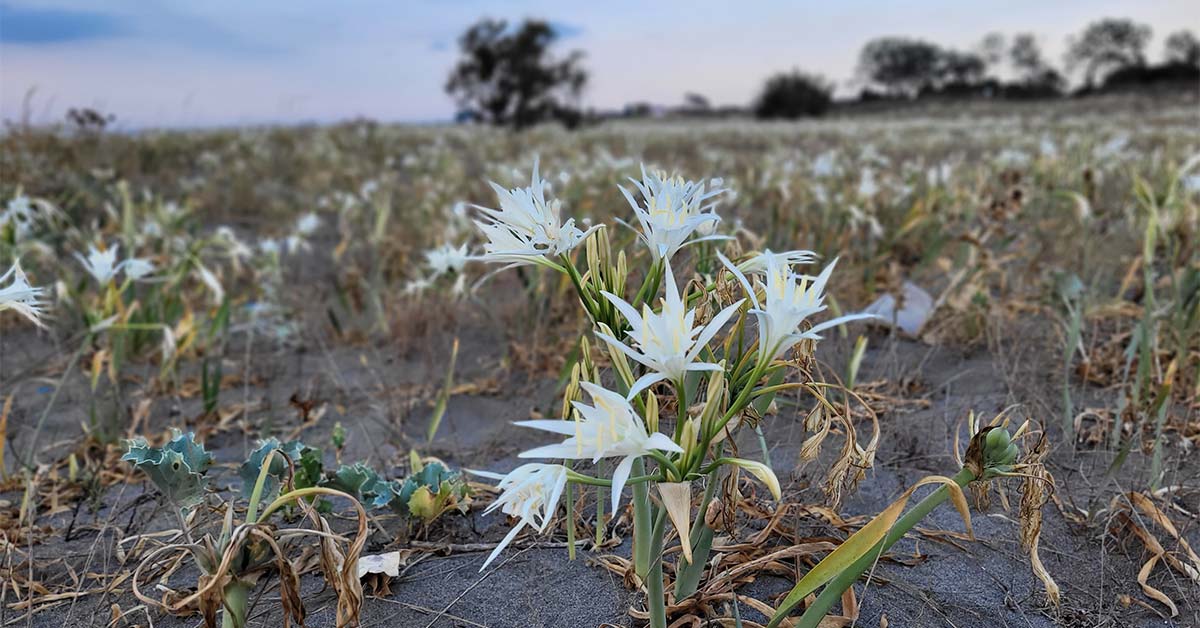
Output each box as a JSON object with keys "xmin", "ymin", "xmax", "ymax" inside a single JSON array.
[
  {"xmin": 719, "ymin": 252, "xmax": 874, "ymax": 362},
  {"xmin": 75, "ymin": 244, "xmax": 123, "ymax": 284},
  {"xmin": 471, "ymin": 463, "xmax": 569, "ymax": 570},
  {"xmin": 425, "ymin": 242, "xmax": 470, "ymax": 277},
  {"xmin": 404, "ymin": 276, "xmax": 432, "ymax": 295},
  {"xmin": 160, "ymin": 325, "xmax": 177, "ymax": 362},
  {"xmin": 516, "ymin": 382, "xmax": 682, "ymax": 513},
  {"xmin": 194, "ymin": 262, "xmax": 224, "ymax": 305},
  {"xmin": 811, "ymin": 151, "xmax": 838, "ymax": 177},
  {"xmin": 858, "ymin": 169, "xmax": 878, "ymax": 198},
  {"xmin": 0, "ymin": 261, "xmax": 48, "ymax": 328},
  {"xmin": 472, "ymin": 160, "xmax": 594, "ymax": 268},
  {"xmin": 597, "ymin": 264, "xmax": 744, "ymax": 398},
  {"xmin": 122, "ymin": 257, "xmax": 156, "ymax": 281},
  {"xmin": 1183, "ymin": 174, "xmax": 1200, "ymax": 194},
  {"xmin": 259, "ymin": 238, "xmax": 280, "ymax": 255},
  {"xmin": 296, "ymin": 212, "xmax": 321, "ymax": 236},
  {"xmin": 619, "ymin": 165, "xmax": 726, "ymax": 260},
  {"xmin": 451, "ymin": 273, "xmax": 467, "ymax": 296},
  {"xmin": 736, "ymin": 249, "xmax": 817, "ymax": 275},
  {"xmin": 215, "ymin": 226, "xmax": 253, "ymax": 263},
  {"xmin": 285, "ymin": 235, "xmax": 308, "ymax": 254},
  {"xmin": 2, "ymin": 196, "xmax": 40, "ymax": 240}
]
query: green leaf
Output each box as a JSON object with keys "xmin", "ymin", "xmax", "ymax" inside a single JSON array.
[
  {"xmin": 426, "ymin": 338, "xmax": 459, "ymax": 442},
  {"xmin": 293, "ymin": 445, "xmax": 325, "ymax": 490},
  {"xmin": 323, "ymin": 462, "xmax": 382, "ymax": 502},
  {"xmin": 393, "ymin": 461, "xmax": 471, "ymax": 522},
  {"xmin": 122, "ymin": 430, "xmax": 212, "ymax": 515}
]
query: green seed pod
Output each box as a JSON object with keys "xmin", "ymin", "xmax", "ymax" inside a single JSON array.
[
  {"xmin": 985, "ymin": 427, "xmax": 1009, "ymax": 450},
  {"xmin": 1004, "ymin": 442, "xmax": 1019, "ymax": 464}
]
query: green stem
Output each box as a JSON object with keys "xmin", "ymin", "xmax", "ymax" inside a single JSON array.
[
  {"xmin": 632, "ymin": 457, "xmax": 653, "ymax": 578},
  {"xmin": 786, "ymin": 467, "xmax": 976, "ymax": 628},
  {"xmin": 244, "ymin": 449, "xmax": 277, "ymax": 524},
  {"xmin": 646, "ymin": 507, "xmax": 668, "ymax": 628},
  {"xmin": 632, "ymin": 258, "xmax": 663, "ymax": 309},
  {"xmin": 565, "ymin": 476, "xmax": 577, "ymax": 561},
  {"xmin": 595, "ymin": 461, "xmax": 606, "ymax": 545},
  {"xmin": 561, "ymin": 255, "xmax": 599, "ymax": 320},
  {"xmin": 566, "ymin": 469, "xmax": 660, "ymax": 487},
  {"xmin": 673, "ymin": 378, "xmax": 689, "ymax": 442},
  {"xmin": 754, "ymin": 424, "xmax": 772, "ymax": 468}
]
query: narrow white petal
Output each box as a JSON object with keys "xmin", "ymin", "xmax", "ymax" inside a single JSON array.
[
  {"xmin": 599, "ymin": 292, "xmax": 644, "ymax": 331},
  {"xmin": 690, "ymin": 299, "xmax": 745, "ymax": 358},
  {"xmin": 513, "ymin": 419, "xmax": 580, "ymax": 436},
  {"xmin": 519, "ymin": 443, "xmax": 585, "ymax": 460},
  {"xmin": 645, "ymin": 432, "xmax": 684, "ymax": 453},
  {"xmin": 610, "ymin": 455, "xmax": 637, "ymax": 514},
  {"xmin": 626, "ymin": 371, "xmax": 668, "ymax": 400},
  {"xmin": 480, "ymin": 520, "xmax": 527, "ymax": 572},
  {"xmin": 805, "ymin": 312, "xmax": 877, "ymax": 337}
]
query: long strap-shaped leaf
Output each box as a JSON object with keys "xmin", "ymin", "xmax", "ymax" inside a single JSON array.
[{"xmin": 767, "ymin": 471, "xmax": 974, "ymax": 628}]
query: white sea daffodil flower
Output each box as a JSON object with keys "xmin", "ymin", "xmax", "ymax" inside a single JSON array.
[
  {"xmin": 2, "ymin": 196, "xmax": 38, "ymax": 240},
  {"xmin": 403, "ymin": 276, "xmax": 432, "ymax": 295},
  {"xmin": 472, "ymin": 160, "xmax": 595, "ymax": 269},
  {"xmin": 736, "ymin": 249, "xmax": 817, "ymax": 275},
  {"xmin": 259, "ymin": 238, "xmax": 280, "ymax": 256},
  {"xmin": 471, "ymin": 463, "xmax": 569, "ymax": 570},
  {"xmin": 719, "ymin": 252, "xmax": 874, "ymax": 362},
  {"xmin": 75, "ymin": 244, "xmax": 123, "ymax": 285},
  {"xmin": 122, "ymin": 257, "xmax": 156, "ymax": 281},
  {"xmin": 425, "ymin": 242, "xmax": 470, "ymax": 277},
  {"xmin": 295, "ymin": 212, "xmax": 321, "ymax": 236},
  {"xmin": 0, "ymin": 261, "xmax": 48, "ymax": 328},
  {"xmin": 597, "ymin": 265, "xmax": 744, "ymax": 399},
  {"xmin": 516, "ymin": 382, "xmax": 682, "ymax": 513},
  {"xmin": 619, "ymin": 166, "xmax": 727, "ymax": 260}
]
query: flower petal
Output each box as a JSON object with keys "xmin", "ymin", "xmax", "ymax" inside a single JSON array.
[{"xmin": 610, "ymin": 455, "xmax": 637, "ymax": 514}]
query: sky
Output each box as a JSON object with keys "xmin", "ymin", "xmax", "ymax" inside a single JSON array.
[{"xmin": 1, "ymin": 0, "xmax": 1196, "ymax": 128}]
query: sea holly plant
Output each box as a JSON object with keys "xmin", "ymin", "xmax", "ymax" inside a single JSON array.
[
  {"xmin": 124, "ymin": 432, "xmax": 368, "ymax": 628},
  {"xmin": 467, "ymin": 161, "xmax": 874, "ymax": 628},
  {"xmin": 241, "ymin": 438, "xmax": 473, "ymax": 523}
]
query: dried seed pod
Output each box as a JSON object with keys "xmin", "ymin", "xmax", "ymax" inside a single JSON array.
[
  {"xmin": 704, "ymin": 497, "xmax": 725, "ymax": 530},
  {"xmin": 1019, "ymin": 435, "xmax": 1059, "ymax": 606}
]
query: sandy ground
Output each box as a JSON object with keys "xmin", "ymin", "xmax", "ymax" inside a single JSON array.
[{"xmin": 3, "ymin": 270, "xmax": 1198, "ymax": 628}]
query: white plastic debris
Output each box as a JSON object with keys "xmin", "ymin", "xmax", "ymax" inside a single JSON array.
[
  {"xmin": 864, "ymin": 281, "xmax": 933, "ymax": 337},
  {"xmin": 356, "ymin": 551, "xmax": 403, "ymax": 579}
]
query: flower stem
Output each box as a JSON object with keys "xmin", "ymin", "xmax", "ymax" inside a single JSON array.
[
  {"xmin": 632, "ymin": 457, "xmax": 653, "ymax": 578},
  {"xmin": 594, "ymin": 461, "xmax": 606, "ymax": 544},
  {"xmin": 565, "ymin": 476, "xmax": 577, "ymax": 561},
  {"xmin": 646, "ymin": 507, "xmax": 668, "ymax": 628}
]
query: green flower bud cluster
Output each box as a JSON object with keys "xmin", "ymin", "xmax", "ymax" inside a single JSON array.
[{"xmin": 982, "ymin": 427, "xmax": 1019, "ymax": 476}]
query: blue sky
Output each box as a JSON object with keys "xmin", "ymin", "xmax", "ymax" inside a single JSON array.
[{"xmin": 1, "ymin": 1, "xmax": 1195, "ymax": 128}]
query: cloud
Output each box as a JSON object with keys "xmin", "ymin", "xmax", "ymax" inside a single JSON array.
[
  {"xmin": 0, "ymin": 2, "xmax": 279, "ymax": 56},
  {"xmin": 0, "ymin": 3, "xmax": 127, "ymax": 44}
]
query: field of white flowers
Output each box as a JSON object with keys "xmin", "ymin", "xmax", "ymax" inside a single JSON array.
[{"xmin": 1, "ymin": 96, "xmax": 1198, "ymax": 627}]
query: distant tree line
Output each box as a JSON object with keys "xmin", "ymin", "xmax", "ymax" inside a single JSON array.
[
  {"xmin": 854, "ymin": 19, "xmax": 1197, "ymax": 102},
  {"xmin": 446, "ymin": 17, "xmax": 1199, "ymax": 129}
]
